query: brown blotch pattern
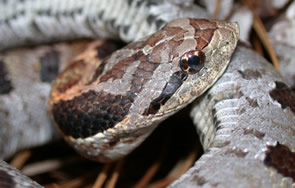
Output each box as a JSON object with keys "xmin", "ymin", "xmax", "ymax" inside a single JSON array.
[
  {"xmin": 211, "ymin": 108, "xmax": 222, "ymax": 130},
  {"xmin": 74, "ymin": 40, "xmax": 121, "ymax": 85},
  {"xmin": 52, "ymin": 90, "xmax": 132, "ymax": 138},
  {"xmin": 95, "ymin": 40, "xmax": 123, "ymax": 60},
  {"xmin": 191, "ymin": 170, "xmax": 208, "ymax": 186},
  {"xmin": 189, "ymin": 19, "xmax": 217, "ymax": 30},
  {"xmin": 88, "ymin": 59, "xmax": 108, "ymax": 84},
  {"xmin": 53, "ymin": 60, "xmax": 159, "ymax": 138},
  {"xmin": 162, "ymin": 26, "xmax": 186, "ymax": 41},
  {"xmin": 238, "ymin": 69, "xmax": 262, "ymax": 80},
  {"xmin": 0, "ymin": 169, "xmax": 16, "ymax": 188},
  {"xmin": 145, "ymin": 31, "xmax": 166, "ymax": 47},
  {"xmin": 124, "ymin": 40, "xmax": 146, "ymax": 50},
  {"xmin": 264, "ymin": 142, "xmax": 295, "ymax": 181},
  {"xmin": 214, "ymin": 141, "xmax": 231, "ymax": 148},
  {"xmin": 99, "ymin": 51, "xmax": 145, "ymax": 82},
  {"xmin": 245, "ymin": 97, "xmax": 259, "ymax": 108},
  {"xmin": 196, "ymin": 38, "xmax": 210, "ymax": 50},
  {"xmin": 53, "ymin": 60, "xmax": 86, "ymax": 93},
  {"xmin": 39, "ymin": 50, "xmax": 60, "ymax": 82},
  {"xmin": 189, "ymin": 19, "xmax": 217, "ymax": 50},
  {"xmin": 0, "ymin": 59, "xmax": 13, "ymax": 95},
  {"xmin": 243, "ymin": 128, "xmax": 265, "ymax": 139},
  {"xmin": 269, "ymin": 81, "xmax": 295, "ymax": 114},
  {"xmin": 224, "ymin": 148, "xmax": 249, "ymax": 158},
  {"xmin": 51, "ymin": 18, "xmax": 222, "ymax": 139}
]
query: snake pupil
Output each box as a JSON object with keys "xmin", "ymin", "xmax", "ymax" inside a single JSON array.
[{"xmin": 188, "ymin": 55, "xmax": 201, "ymax": 68}]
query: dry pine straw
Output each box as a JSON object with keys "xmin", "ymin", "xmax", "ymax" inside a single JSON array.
[{"xmin": 8, "ymin": 2, "xmax": 282, "ymax": 187}]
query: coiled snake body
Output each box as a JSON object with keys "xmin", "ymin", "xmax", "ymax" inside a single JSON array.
[{"xmin": 0, "ymin": 0, "xmax": 295, "ymax": 187}]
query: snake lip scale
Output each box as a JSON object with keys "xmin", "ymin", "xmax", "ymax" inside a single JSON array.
[{"xmin": 49, "ymin": 18, "xmax": 239, "ymax": 162}]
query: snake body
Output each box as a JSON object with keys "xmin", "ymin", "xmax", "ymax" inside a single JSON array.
[
  {"xmin": 0, "ymin": 0, "xmax": 208, "ymax": 160},
  {"xmin": 172, "ymin": 46, "xmax": 295, "ymax": 187},
  {"xmin": 0, "ymin": 41, "xmax": 94, "ymax": 159},
  {"xmin": 0, "ymin": 0, "xmax": 295, "ymax": 187},
  {"xmin": 0, "ymin": 0, "xmax": 208, "ymax": 49}
]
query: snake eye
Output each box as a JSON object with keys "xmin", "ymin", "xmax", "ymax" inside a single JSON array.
[{"xmin": 179, "ymin": 51, "xmax": 205, "ymax": 74}]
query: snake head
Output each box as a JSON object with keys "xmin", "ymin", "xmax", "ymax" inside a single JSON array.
[
  {"xmin": 49, "ymin": 18, "xmax": 239, "ymax": 162},
  {"xmin": 143, "ymin": 18, "xmax": 239, "ymax": 117}
]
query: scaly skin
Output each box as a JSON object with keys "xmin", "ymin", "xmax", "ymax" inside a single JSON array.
[
  {"xmin": 0, "ymin": 0, "xmax": 208, "ymax": 49},
  {"xmin": 171, "ymin": 46, "xmax": 295, "ymax": 187},
  {"xmin": 49, "ymin": 18, "xmax": 239, "ymax": 162},
  {"xmin": 0, "ymin": 1, "xmax": 294, "ymax": 187},
  {"xmin": 0, "ymin": 18, "xmax": 239, "ymax": 187},
  {"xmin": 0, "ymin": 40, "xmax": 93, "ymax": 159}
]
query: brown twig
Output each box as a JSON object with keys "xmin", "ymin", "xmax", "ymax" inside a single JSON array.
[
  {"xmin": 213, "ymin": 0, "xmax": 222, "ymax": 18},
  {"xmin": 148, "ymin": 178, "xmax": 176, "ymax": 188},
  {"xmin": 92, "ymin": 163, "xmax": 112, "ymax": 188},
  {"xmin": 134, "ymin": 159, "xmax": 161, "ymax": 188},
  {"xmin": 242, "ymin": 1, "xmax": 280, "ymax": 72},
  {"xmin": 252, "ymin": 35, "xmax": 264, "ymax": 56},
  {"xmin": 105, "ymin": 159, "xmax": 125, "ymax": 188},
  {"xmin": 10, "ymin": 150, "xmax": 32, "ymax": 169},
  {"xmin": 252, "ymin": 13, "xmax": 280, "ymax": 71},
  {"xmin": 167, "ymin": 149, "xmax": 197, "ymax": 178}
]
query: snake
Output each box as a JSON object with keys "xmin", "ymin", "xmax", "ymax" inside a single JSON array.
[{"xmin": 0, "ymin": 0, "xmax": 295, "ymax": 187}]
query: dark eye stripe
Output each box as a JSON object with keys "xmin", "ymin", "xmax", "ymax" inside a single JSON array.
[{"xmin": 143, "ymin": 71, "xmax": 188, "ymax": 115}]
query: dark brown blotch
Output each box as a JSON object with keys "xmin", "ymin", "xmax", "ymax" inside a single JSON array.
[
  {"xmin": 53, "ymin": 90, "xmax": 131, "ymax": 138},
  {"xmin": 53, "ymin": 60, "xmax": 159, "ymax": 138},
  {"xmin": 191, "ymin": 170, "xmax": 208, "ymax": 186},
  {"xmin": 211, "ymin": 108, "xmax": 221, "ymax": 130},
  {"xmin": 95, "ymin": 40, "xmax": 123, "ymax": 60},
  {"xmin": 39, "ymin": 50, "xmax": 60, "ymax": 82},
  {"xmin": 269, "ymin": 81, "xmax": 295, "ymax": 114},
  {"xmin": 0, "ymin": 59, "xmax": 13, "ymax": 95},
  {"xmin": 191, "ymin": 21, "xmax": 216, "ymax": 50},
  {"xmin": 214, "ymin": 141, "xmax": 231, "ymax": 148},
  {"xmin": 90, "ymin": 44, "xmax": 151, "ymax": 84},
  {"xmin": 264, "ymin": 142, "xmax": 295, "ymax": 181},
  {"xmin": 245, "ymin": 97, "xmax": 259, "ymax": 108},
  {"xmin": 238, "ymin": 69, "xmax": 262, "ymax": 80},
  {"xmin": 243, "ymin": 128, "xmax": 265, "ymax": 139},
  {"xmin": 0, "ymin": 169, "xmax": 16, "ymax": 187},
  {"xmin": 224, "ymin": 148, "xmax": 248, "ymax": 158},
  {"xmin": 88, "ymin": 59, "xmax": 108, "ymax": 84}
]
